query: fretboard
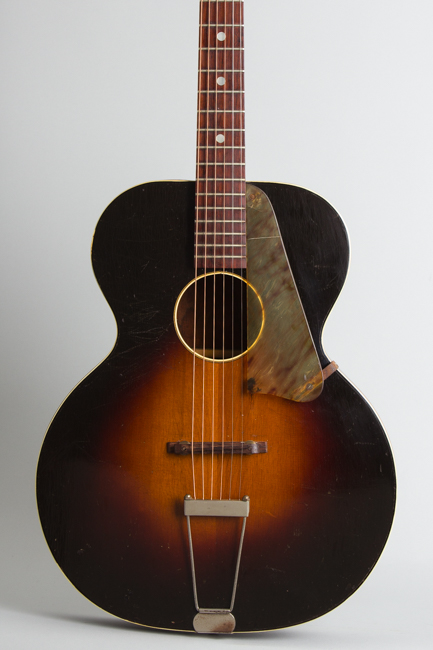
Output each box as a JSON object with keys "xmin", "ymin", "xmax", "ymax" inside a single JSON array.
[{"xmin": 195, "ymin": 0, "xmax": 246, "ymax": 270}]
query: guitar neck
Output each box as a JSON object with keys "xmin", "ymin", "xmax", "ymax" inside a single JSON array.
[{"xmin": 195, "ymin": 0, "xmax": 246, "ymax": 270}]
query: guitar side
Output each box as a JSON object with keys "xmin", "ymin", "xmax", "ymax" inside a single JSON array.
[{"xmin": 36, "ymin": 180, "xmax": 396, "ymax": 632}]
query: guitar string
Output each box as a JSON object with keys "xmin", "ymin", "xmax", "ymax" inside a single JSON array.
[
  {"xmin": 219, "ymin": 0, "xmax": 227, "ymax": 502},
  {"xmin": 228, "ymin": 0, "xmax": 236, "ymax": 502},
  {"xmin": 210, "ymin": 0, "xmax": 217, "ymax": 501},
  {"xmin": 192, "ymin": 0, "xmax": 206, "ymax": 502},
  {"xmin": 238, "ymin": 0, "xmax": 245, "ymax": 501},
  {"xmin": 201, "ymin": 0, "xmax": 211, "ymax": 501}
]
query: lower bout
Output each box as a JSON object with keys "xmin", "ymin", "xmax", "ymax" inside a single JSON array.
[{"xmin": 38, "ymin": 346, "xmax": 395, "ymax": 631}]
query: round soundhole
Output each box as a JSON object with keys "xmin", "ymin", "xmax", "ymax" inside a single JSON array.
[{"xmin": 174, "ymin": 272, "xmax": 263, "ymax": 362}]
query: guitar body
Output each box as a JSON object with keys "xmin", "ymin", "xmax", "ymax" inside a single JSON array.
[{"xmin": 37, "ymin": 180, "xmax": 396, "ymax": 632}]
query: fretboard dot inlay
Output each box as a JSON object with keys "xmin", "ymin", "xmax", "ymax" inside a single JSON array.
[
  {"xmin": 216, "ymin": 134, "xmax": 225, "ymax": 143},
  {"xmin": 217, "ymin": 77, "xmax": 226, "ymax": 86},
  {"xmin": 217, "ymin": 32, "xmax": 226, "ymax": 41}
]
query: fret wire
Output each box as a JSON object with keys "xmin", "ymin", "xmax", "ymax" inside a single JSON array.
[
  {"xmin": 198, "ymin": 110, "xmax": 244, "ymax": 112},
  {"xmin": 196, "ymin": 218, "xmax": 245, "ymax": 221},
  {"xmin": 197, "ymin": 248, "xmax": 246, "ymax": 251},
  {"xmin": 197, "ymin": 178, "xmax": 245, "ymax": 183},
  {"xmin": 196, "ymin": 230, "xmax": 246, "ymax": 233},
  {"xmin": 200, "ymin": 48, "xmax": 244, "ymax": 51},
  {"xmin": 196, "ymin": 210, "xmax": 246, "ymax": 213},
  {"xmin": 198, "ymin": 163, "xmax": 245, "ymax": 165},
  {"xmin": 196, "ymin": 193, "xmax": 245, "ymax": 196},
  {"xmin": 196, "ymin": 256, "xmax": 246, "ymax": 259},
  {"xmin": 197, "ymin": 240, "xmax": 247, "ymax": 243},
  {"xmin": 200, "ymin": 70, "xmax": 243, "ymax": 72},
  {"xmin": 199, "ymin": 91, "xmax": 245, "ymax": 93}
]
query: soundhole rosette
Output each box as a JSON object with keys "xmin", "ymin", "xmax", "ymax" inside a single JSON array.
[{"xmin": 174, "ymin": 271, "xmax": 264, "ymax": 362}]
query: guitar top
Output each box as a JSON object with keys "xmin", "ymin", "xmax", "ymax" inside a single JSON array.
[{"xmin": 37, "ymin": 1, "xmax": 395, "ymax": 634}]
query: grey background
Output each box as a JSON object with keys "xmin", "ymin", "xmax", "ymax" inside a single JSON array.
[{"xmin": 1, "ymin": 0, "xmax": 432, "ymax": 647}]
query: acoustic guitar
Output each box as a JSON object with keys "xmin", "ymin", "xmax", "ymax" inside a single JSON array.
[{"xmin": 37, "ymin": 0, "xmax": 396, "ymax": 634}]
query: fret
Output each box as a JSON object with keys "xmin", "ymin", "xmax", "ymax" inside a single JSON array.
[
  {"xmin": 196, "ymin": 244, "xmax": 245, "ymax": 248},
  {"xmin": 196, "ymin": 227, "xmax": 245, "ymax": 231},
  {"xmin": 199, "ymin": 67, "xmax": 243, "ymax": 84},
  {"xmin": 196, "ymin": 235, "xmax": 246, "ymax": 240},
  {"xmin": 198, "ymin": 133, "xmax": 245, "ymax": 147},
  {"xmin": 196, "ymin": 197, "xmax": 246, "ymax": 208},
  {"xmin": 196, "ymin": 220, "xmax": 246, "ymax": 228},
  {"xmin": 199, "ymin": 114, "xmax": 244, "ymax": 130},
  {"xmin": 196, "ymin": 237, "xmax": 246, "ymax": 242},
  {"xmin": 196, "ymin": 192, "xmax": 245, "ymax": 199},
  {"xmin": 197, "ymin": 247, "xmax": 247, "ymax": 252},
  {"xmin": 197, "ymin": 255, "xmax": 247, "ymax": 260},
  {"xmin": 200, "ymin": 51, "xmax": 244, "ymax": 69},
  {"xmin": 196, "ymin": 225, "xmax": 246, "ymax": 230},
  {"xmin": 198, "ymin": 72, "xmax": 244, "ymax": 90},
  {"xmin": 196, "ymin": 243, "xmax": 247, "ymax": 247},
  {"xmin": 196, "ymin": 231, "xmax": 246, "ymax": 236},
  {"xmin": 199, "ymin": 91, "xmax": 245, "ymax": 94},
  {"xmin": 196, "ymin": 180, "xmax": 245, "ymax": 186},
  {"xmin": 198, "ymin": 110, "xmax": 244, "ymax": 113},
  {"xmin": 198, "ymin": 97, "xmax": 244, "ymax": 109},
  {"xmin": 200, "ymin": 48, "xmax": 244, "ymax": 51},
  {"xmin": 197, "ymin": 204, "xmax": 246, "ymax": 212},
  {"xmin": 200, "ymin": 1, "xmax": 243, "ymax": 25},
  {"xmin": 195, "ymin": 260, "xmax": 246, "ymax": 269},
  {"xmin": 196, "ymin": 193, "xmax": 244, "ymax": 196},
  {"xmin": 197, "ymin": 186, "xmax": 245, "ymax": 195},
  {"xmin": 199, "ymin": 129, "xmax": 245, "ymax": 131},
  {"xmin": 199, "ymin": 29, "xmax": 243, "ymax": 50},
  {"xmin": 196, "ymin": 256, "xmax": 246, "ymax": 260},
  {"xmin": 195, "ymin": 205, "xmax": 245, "ymax": 208},
  {"xmin": 196, "ymin": 231, "xmax": 246, "ymax": 235},
  {"xmin": 202, "ymin": 70, "xmax": 243, "ymax": 72},
  {"xmin": 198, "ymin": 98, "xmax": 244, "ymax": 111},
  {"xmin": 196, "ymin": 243, "xmax": 246, "ymax": 248},
  {"xmin": 197, "ymin": 179, "xmax": 245, "ymax": 186},
  {"xmin": 197, "ymin": 162, "xmax": 245, "ymax": 163},
  {"xmin": 196, "ymin": 249, "xmax": 246, "ymax": 255},
  {"xmin": 197, "ymin": 170, "xmax": 245, "ymax": 179},
  {"xmin": 196, "ymin": 224, "xmax": 246, "ymax": 235},
  {"xmin": 202, "ymin": 24, "xmax": 242, "ymax": 27},
  {"xmin": 197, "ymin": 150, "xmax": 245, "ymax": 163},
  {"xmin": 196, "ymin": 217, "xmax": 246, "ymax": 224}
]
